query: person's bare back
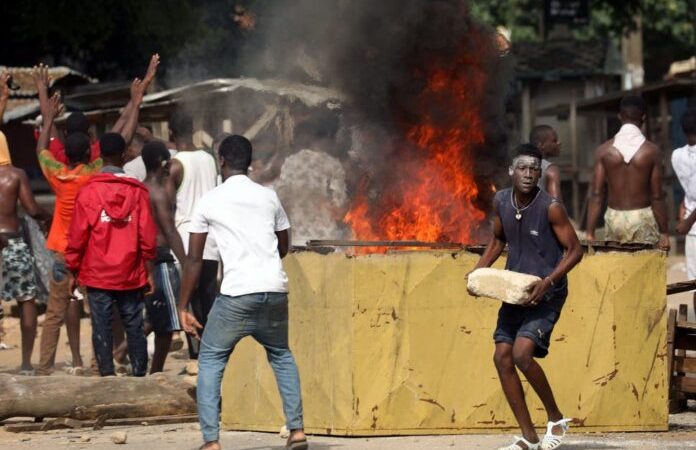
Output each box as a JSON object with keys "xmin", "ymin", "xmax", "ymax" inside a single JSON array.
[
  {"xmin": 586, "ymin": 95, "xmax": 669, "ymax": 250},
  {"xmin": 595, "ymin": 138, "xmax": 660, "ymax": 210}
]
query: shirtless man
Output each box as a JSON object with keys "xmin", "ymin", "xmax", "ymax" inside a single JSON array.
[
  {"xmin": 141, "ymin": 140, "xmax": 186, "ymax": 372},
  {"xmin": 529, "ymin": 125, "xmax": 562, "ymax": 201},
  {"xmin": 0, "ymin": 75, "xmax": 52, "ymax": 373},
  {"xmin": 586, "ymin": 96, "xmax": 670, "ymax": 250}
]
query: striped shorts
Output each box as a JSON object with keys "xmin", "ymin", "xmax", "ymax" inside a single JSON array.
[{"xmin": 144, "ymin": 261, "xmax": 182, "ymax": 334}]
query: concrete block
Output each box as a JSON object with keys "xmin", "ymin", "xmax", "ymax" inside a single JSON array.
[{"xmin": 467, "ymin": 268, "xmax": 540, "ymax": 304}]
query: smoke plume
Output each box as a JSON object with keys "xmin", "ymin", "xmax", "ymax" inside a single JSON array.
[{"xmin": 240, "ymin": 0, "xmax": 512, "ymax": 244}]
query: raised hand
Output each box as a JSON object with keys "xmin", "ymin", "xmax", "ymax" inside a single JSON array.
[
  {"xmin": 0, "ymin": 71, "xmax": 10, "ymax": 101},
  {"xmin": 31, "ymin": 64, "xmax": 50, "ymax": 91},
  {"xmin": 130, "ymin": 78, "xmax": 145, "ymax": 105},
  {"xmin": 44, "ymin": 92, "xmax": 64, "ymax": 122},
  {"xmin": 142, "ymin": 53, "xmax": 160, "ymax": 89}
]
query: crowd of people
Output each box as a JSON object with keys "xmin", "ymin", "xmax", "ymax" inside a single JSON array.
[
  {"xmin": 0, "ymin": 55, "xmax": 307, "ymax": 450},
  {"xmin": 0, "ymin": 50, "xmax": 694, "ymax": 450}
]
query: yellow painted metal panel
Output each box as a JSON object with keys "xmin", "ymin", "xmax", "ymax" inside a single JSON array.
[{"xmin": 221, "ymin": 250, "xmax": 667, "ymax": 434}]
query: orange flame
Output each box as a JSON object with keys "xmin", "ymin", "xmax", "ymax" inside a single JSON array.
[{"xmin": 344, "ymin": 32, "xmax": 491, "ymax": 252}]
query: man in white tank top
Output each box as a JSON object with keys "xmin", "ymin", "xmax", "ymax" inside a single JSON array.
[{"xmin": 167, "ymin": 109, "xmax": 219, "ymax": 359}]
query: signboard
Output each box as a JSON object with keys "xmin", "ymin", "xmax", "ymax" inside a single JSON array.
[{"xmin": 544, "ymin": 0, "xmax": 590, "ymax": 25}]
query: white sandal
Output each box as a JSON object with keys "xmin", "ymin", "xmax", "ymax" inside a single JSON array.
[
  {"xmin": 497, "ymin": 436, "xmax": 540, "ymax": 450},
  {"xmin": 541, "ymin": 418, "xmax": 572, "ymax": 450}
]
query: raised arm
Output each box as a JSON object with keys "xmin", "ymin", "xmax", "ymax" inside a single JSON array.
[
  {"xmin": 544, "ymin": 163, "xmax": 563, "ymax": 202},
  {"xmin": 31, "ymin": 64, "xmax": 52, "ymax": 129},
  {"xmin": 650, "ymin": 152, "xmax": 670, "ymax": 251},
  {"xmin": 0, "ymin": 71, "xmax": 10, "ymax": 124},
  {"xmin": 36, "ymin": 93, "xmax": 63, "ymax": 156},
  {"xmin": 113, "ymin": 54, "xmax": 160, "ymax": 143},
  {"xmin": 585, "ymin": 148, "xmax": 606, "ymax": 240}
]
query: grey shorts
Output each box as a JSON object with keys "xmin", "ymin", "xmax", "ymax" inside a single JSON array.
[
  {"xmin": 1, "ymin": 236, "xmax": 39, "ymax": 302},
  {"xmin": 493, "ymin": 280, "xmax": 568, "ymax": 358}
]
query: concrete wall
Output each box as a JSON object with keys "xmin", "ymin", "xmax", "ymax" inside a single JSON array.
[{"xmin": 220, "ymin": 250, "xmax": 667, "ymax": 435}]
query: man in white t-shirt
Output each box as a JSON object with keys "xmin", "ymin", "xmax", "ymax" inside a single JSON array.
[
  {"xmin": 178, "ymin": 135, "xmax": 307, "ymax": 450},
  {"xmin": 672, "ymin": 109, "xmax": 696, "ymax": 278}
]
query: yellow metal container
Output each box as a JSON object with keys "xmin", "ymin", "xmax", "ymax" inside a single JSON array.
[{"xmin": 221, "ymin": 250, "xmax": 667, "ymax": 434}]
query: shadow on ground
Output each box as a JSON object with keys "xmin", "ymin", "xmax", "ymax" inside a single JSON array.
[{"xmin": 243, "ymin": 444, "xmax": 337, "ymax": 450}]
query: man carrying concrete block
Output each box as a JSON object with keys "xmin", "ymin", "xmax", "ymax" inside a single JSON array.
[{"xmin": 468, "ymin": 144, "xmax": 583, "ymax": 450}]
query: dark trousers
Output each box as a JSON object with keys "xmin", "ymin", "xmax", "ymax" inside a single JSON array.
[
  {"xmin": 186, "ymin": 259, "xmax": 219, "ymax": 359},
  {"xmin": 88, "ymin": 287, "xmax": 147, "ymax": 376}
]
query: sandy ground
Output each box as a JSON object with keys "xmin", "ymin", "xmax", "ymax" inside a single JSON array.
[
  {"xmin": 0, "ymin": 418, "xmax": 695, "ymax": 450},
  {"xmin": 0, "ymin": 254, "xmax": 694, "ymax": 449}
]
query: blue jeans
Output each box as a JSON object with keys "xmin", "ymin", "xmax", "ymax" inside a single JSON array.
[
  {"xmin": 197, "ymin": 292, "xmax": 304, "ymax": 443},
  {"xmin": 87, "ymin": 288, "xmax": 147, "ymax": 376}
]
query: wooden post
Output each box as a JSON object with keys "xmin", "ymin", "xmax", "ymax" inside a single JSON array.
[
  {"xmin": 521, "ymin": 84, "xmax": 532, "ymax": 146},
  {"xmin": 667, "ymin": 309, "xmax": 678, "ymax": 412},
  {"xmin": 659, "ymin": 91, "xmax": 675, "ymax": 235},
  {"xmin": 570, "ymin": 92, "xmax": 579, "ymax": 221}
]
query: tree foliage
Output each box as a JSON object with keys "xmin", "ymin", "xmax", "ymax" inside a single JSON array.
[
  {"xmin": 471, "ymin": 0, "xmax": 695, "ymax": 81},
  {"xmin": 1, "ymin": 0, "xmax": 693, "ymax": 84}
]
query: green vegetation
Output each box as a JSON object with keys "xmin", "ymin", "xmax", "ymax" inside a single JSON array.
[{"xmin": 471, "ymin": 0, "xmax": 695, "ymax": 80}]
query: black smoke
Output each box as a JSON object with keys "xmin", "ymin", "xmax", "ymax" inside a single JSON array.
[{"xmin": 241, "ymin": 0, "xmax": 512, "ymax": 241}]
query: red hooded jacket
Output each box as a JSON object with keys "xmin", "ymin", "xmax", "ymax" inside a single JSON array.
[{"xmin": 65, "ymin": 172, "xmax": 157, "ymax": 290}]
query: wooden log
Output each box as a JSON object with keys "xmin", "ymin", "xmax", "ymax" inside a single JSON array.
[
  {"xmin": 0, "ymin": 374, "xmax": 196, "ymax": 420},
  {"xmin": 674, "ymin": 356, "xmax": 696, "ymax": 374},
  {"xmin": 666, "ymin": 280, "xmax": 696, "ymax": 296},
  {"xmin": 674, "ymin": 376, "xmax": 696, "ymax": 394},
  {"xmin": 3, "ymin": 414, "xmax": 199, "ymax": 433}
]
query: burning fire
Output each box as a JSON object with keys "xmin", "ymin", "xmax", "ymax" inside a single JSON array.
[{"xmin": 344, "ymin": 30, "xmax": 492, "ymax": 250}]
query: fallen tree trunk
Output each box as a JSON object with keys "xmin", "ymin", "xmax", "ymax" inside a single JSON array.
[{"xmin": 0, "ymin": 374, "xmax": 196, "ymax": 420}]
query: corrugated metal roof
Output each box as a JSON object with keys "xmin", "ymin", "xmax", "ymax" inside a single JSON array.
[
  {"xmin": 16, "ymin": 77, "xmax": 345, "ymax": 124},
  {"xmin": 0, "ymin": 66, "xmax": 95, "ymax": 97}
]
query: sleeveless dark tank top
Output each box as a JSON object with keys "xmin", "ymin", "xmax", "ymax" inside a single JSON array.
[{"xmin": 495, "ymin": 187, "xmax": 566, "ymax": 284}]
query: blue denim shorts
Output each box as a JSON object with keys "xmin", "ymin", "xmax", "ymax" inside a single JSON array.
[{"xmin": 493, "ymin": 280, "xmax": 568, "ymax": 358}]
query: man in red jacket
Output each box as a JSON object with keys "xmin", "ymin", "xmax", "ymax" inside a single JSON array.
[{"xmin": 65, "ymin": 130, "xmax": 157, "ymax": 377}]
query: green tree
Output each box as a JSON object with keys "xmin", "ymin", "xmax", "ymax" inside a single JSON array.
[{"xmin": 470, "ymin": 0, "xmax": 696, "ymax": 81}]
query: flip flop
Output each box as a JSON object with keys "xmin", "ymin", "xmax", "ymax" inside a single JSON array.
[
  {"xmin": 541, "ymin": 418, "xmax": 572, "ymax": 450},
  {"xmin": 498, "ymin": 436, "xmax": 540, "ymax": 450},
  {"xmin": 115, "ymin": 361, "xmax": 132, "ymax": 376},
  {"xmin": 286, "ymin": 438, "xmax": 309, "ymax": 450},
  {"xmin": 170, "ymin": 334, "xmax": 184, "ymax": 352},
  {"xmin": 65, "ymin": 366, "xmax": 89, "ymax": 376}
]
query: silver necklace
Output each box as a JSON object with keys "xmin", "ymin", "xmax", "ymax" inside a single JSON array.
[{"xmin": 510, "ymin": 189, "xmax": 540, "ymax": 221}]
